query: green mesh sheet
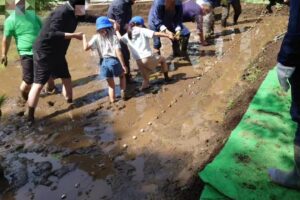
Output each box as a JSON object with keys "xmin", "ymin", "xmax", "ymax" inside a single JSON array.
[{"xmin": 199, "ymin": 69, "xmax": 300, "ymax": 200}]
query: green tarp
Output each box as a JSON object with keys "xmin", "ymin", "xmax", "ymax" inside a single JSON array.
[{"xmin": 199, "ymin": 69, "xmax": 300, "ymax": 200}]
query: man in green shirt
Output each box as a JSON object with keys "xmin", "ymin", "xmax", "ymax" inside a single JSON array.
[{"xmin": 1, "ymin": 0, "xmax": 55, "ymax": 101}]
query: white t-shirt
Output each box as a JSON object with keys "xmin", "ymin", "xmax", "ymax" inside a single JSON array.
[
  {"xmin": 89, "ymin": 34, "xmax": 121, "ymax": 58},
  {"xmin": 121, "ymin": 27, "xmax": 155, "ymax": 60}
]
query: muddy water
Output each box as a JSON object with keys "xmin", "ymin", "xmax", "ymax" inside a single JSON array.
[{"xmin": 0, "ymin": 4, "xmax": 289, "ymax": 200}]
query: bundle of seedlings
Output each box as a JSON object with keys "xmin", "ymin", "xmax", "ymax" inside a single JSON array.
[{"xmin": 0, "ymin": 95, "xmax": 6, "ymax": 118}]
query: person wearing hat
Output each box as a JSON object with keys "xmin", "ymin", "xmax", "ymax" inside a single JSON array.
[
  {"xmin": 26, "ymin": 0, "xmax": 86, "ymax": 123},
  {"xmin": 83, "ymin": 16, "xmax": 127, "ymax": 103},
  {"xmin": 107, "ymin": 0, "xmax": 136, "ymax": 84},
  {"xmin": 1, "ymin": 0, "xmax": 55, "ymax": 102},
  {"xmin": 116, "ymin": 16, "xmax": 174, "ymax": 91}
]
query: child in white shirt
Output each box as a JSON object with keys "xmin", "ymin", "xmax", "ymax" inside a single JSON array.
[
  {"xmin": 83, "ymin": 16, "xmax": 127, "ymax": 103},
  {"xmin": 116, "ymin": 16, "xmax": 174, "ymax": 91}
]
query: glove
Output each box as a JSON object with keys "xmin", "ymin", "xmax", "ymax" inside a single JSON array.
[
  {"xmin": 276, "ymin": 62, "xmax": 295, "ymax": 92},
  {"xmin": 1, "ymin": 55, "xmax": 7, "ymax": 67}
]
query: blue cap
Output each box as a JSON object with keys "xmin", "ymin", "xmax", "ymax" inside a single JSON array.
[
  {"xmin": 96, "ymin": 16, "xmax": 112, "ymax": 31},
  {"xmin": 129, "ymin": 16, "xmax": 145, "ymax": 26}
]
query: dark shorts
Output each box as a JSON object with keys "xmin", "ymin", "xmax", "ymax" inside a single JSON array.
[
  {"xmin": 20, "ymin": 55, "xmax": 34, "ymax": 84},
  {"xmin": 100, "ymin": 57, "xmax": 124, "ymax": 80},
  {"xmin": 33, "ymin": 52, "xmax": 71, "ymax": 85}
]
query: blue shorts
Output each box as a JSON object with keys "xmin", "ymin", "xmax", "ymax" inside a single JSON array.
[{"xmin": 100, "ymin": 57, "xmax": 124, "ymax": 79}]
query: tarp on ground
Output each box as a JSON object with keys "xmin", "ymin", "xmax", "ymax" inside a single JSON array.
[{"xmin": 199, "ymin": 69, "xmax": 300, "ymax": 200}]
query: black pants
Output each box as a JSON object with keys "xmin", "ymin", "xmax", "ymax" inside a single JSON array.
[
  {"xmin": 289, "ymin": 67, "xmax": 300, "ymax": 146},
  {"xmin": 221, "ymin": 0, "xmax": 242, "ymax": 26},
  {"xmin": 20, "ymin": 55, "xmax": 34, "ymax": 84},
  {"xmin": 120, "ymin": 41, "xmax": 130, "ymax": 76}
]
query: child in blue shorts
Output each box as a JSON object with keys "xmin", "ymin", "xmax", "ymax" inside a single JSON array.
[{"xmin": 83, "ymin": 16, "xmax": 127, "ymax": 103}]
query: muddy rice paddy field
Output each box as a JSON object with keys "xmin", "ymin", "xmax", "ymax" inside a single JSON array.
[{"xmin": 0, "ymin": 3, "xmax": 289, "ymax": 200}]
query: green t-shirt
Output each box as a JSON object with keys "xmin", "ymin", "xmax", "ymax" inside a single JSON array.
[{"xmin": 4, "ymin": 10, "xmax": 42, "ymax": 56}]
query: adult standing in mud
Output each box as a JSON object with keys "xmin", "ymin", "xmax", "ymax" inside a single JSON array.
[
  {"xmin": 26, "ymin": 0, "xmax": 86, "ymax": 123},
  {"xmin": 107, "ymin": 0, "xmax": 136, "ymax": 84},
  {"xmin": 1, "ymin": 0, "xmax": 55, "ymax": 102},
  {"xmin": 268, "ymin": 0, "xmax": 300, "ymax": 190},
  {"xmin": 148, "ymin": 0, "xmax": 183, "ymax": 57},
  {"xmin": 220, "ymin": 0, "xmax": 242, "ymax": 27}
]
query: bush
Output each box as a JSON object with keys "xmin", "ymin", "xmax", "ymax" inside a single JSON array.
[{"xmin": 35, "ymin": 0, "xmax": 64, "ymax": 11}]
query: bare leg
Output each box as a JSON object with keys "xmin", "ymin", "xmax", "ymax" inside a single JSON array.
[
  {"xmin": 20, "ymin": 81, "xmax": 31, "ymax": 101},
  {"xmin": 106, "ymin": 78, "xmax": 116, "ymax": 103},
  {"xmin": 27, "ymin": 83, "xmax": 44, "ymax": 121},
  {"xmin": 45, "ymin": 77, "xmax": 56, "ymax": 92},
  {"xmin": 159, "ymin": 56, "xmax": 171, "ymax": 82},
  {"xmin": 61, "ymin": 78, "xmax": 73, "ymax": 103},
  {"xmin": 137, "ymin": 64, "xmax": 150, "ymax": 90}
]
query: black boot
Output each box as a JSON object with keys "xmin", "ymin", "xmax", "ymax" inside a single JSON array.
[
  {"xmin": 27, "ymin": 106, "xmax": 35, "ymax": 125},
  {"xmin": 163, "ymin": 72, "xmax": 172, "ymax": 83},
  {"xmin": 172, "ymin": 41, "xmax": 181, "ymax": 57},
  {"xmin": 269, "ymin": 144, "xmax": 300, "ymax": 189},
  {"xmin": 180, "ymin": 35, "xmax": 190, "ymax": 57}
]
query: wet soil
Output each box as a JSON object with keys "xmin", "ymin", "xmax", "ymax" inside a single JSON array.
[{"xmin": 0, "ymin": 3, "xmax": 289, "ymax": 200}]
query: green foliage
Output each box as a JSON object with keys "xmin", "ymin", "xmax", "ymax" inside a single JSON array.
[
  {"xmin": 0, "ymin": 95, "xmax": 6, "ymax": 108},
  {"xmin": 35, "ymin": 0, "xmax": 64, "ymax": 11}
]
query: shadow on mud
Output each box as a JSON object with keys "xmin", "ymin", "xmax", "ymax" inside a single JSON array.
[{"xmin": 0, "ymin": 110, "xmax": 202, "ymax": 199}]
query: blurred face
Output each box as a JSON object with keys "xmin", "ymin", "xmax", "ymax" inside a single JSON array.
[
  {"xmin": 15, "ymin": 0, "xmax": 25, "ymax": 13},
  {"xmin": 202, "ymin": 5, "xmax": 212, "ymax": 15},
  {"xmin": 99, "ymin": 29, "xmax": 108, "ymax": 37},
  {"xmin": 74, "ymin": 5, "xmax": 86, "ymax": 16}
]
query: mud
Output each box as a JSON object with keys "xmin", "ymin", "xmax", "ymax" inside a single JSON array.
[{"xmin": 0, "ymin": 3, "xmax": 289, "ymax": 200}]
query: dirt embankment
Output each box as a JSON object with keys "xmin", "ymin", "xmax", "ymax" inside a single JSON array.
[{"xmin": 0, "ymin": 3, "xmax": 289, "ymax": 200}]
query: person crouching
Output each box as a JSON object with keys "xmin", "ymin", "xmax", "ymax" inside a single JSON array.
[{"xmin": 116, "ymin": 16, "xmax": 173, "ymax": 91}]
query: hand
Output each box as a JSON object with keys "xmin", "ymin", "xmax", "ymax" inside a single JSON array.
[
  {"xmin": 276, "ymin": 62, "xmax": 295, "ymax": 92},
  {"xmin": 114, "ymin": 22, "xmax": 120, "ymax": 31},
  {"xmin": 73, "ymin": 32, "xmax": 83, "ymax": 40},
  {"xmin": 166, "ymin": 29, "xmax": 174, "ymax": 37},
  {"xmin": 168, "ymin": 33, "xmax": 174, "ymax": 40},
  {"xmin": 174, "ymin": 31, "xmax": 181, "ymax": 40},
  {"xmin": 1, "ymin": 55, "xmax": 7, "ymax": 67},
  {"xmin": 122, "ymin": 65, "xmax": 128, "ymax": 74}
]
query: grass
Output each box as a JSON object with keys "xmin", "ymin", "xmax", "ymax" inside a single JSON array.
[{"xmin": 0, "ymin": 95, "xmax": 6, "ymax": 108}]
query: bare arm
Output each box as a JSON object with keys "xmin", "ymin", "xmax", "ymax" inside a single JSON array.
[
  {"xmin": 115, "ymin": 30, "xmax": 122, "ymax": 40},
  {"xmin": 82, "ymin": 34, "xmax": 92, "ymax": 51},
  {"xmin": 64, "ymin": 32, "xmax": 83, "ymax": 40},
  {"xmin": 154, "ymin": 32, "xmax": 174, "ymax": 40},
  {"xmin": 1, "ymin": 36, "xmax": 12, "ymax": 66},
  {"xmin": 115, "ymin": 48, "xmax": 127, "ymax": 74}
]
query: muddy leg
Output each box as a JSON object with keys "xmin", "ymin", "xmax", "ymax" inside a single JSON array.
[
  {"xmin": 119, "ymin": 74, "xmax": 127, "ymax": 100},
  {"xmin": 27, "ymin": 83, "xmax": 44, "ymax": 122},
  {"xmin": 221, "ymin": 4, "xmax": 230, "ymax": 27},
  {"xmin": 106, "ymin": 78, "xmax": 116, "ymax": 103},
  {"xmin": 61, "ymin": 78, "xmax": 73, "ymax": 103},
  {"xmin": 137, "ymin": 63, "xmax": 150, "ymax": 90},
  {"xmin": 20, "ymin": 81, "xmax": 31, "ymax": 101},
  {"xmin": 45, "ymin": 77, "xmax": 56, "ymax": 93},
  {"xmin": 159, "ymin": 56, "xmax": 171, "ymax": 82}
]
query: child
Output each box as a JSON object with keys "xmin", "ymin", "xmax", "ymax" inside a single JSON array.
[
  {"xmin": 83, "ymin": 16, "xmax": 127, "ymax": 103},
  {"xmin": 115, "ymin": 16, "xmax": 174, "ymax": 91}
]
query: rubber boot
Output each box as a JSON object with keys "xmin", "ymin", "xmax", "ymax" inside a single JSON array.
[
  {"xmin": 268, "ymin": 144, "xmax": 300, "ymax": 189},
  {"xmin": 180, "ymin": 35, "xmax": 190, "ymax": 57},
  {"xmin": 163, "ymin": 72, "xmax": 172, "ymax": 83},
  {"xmin": 172, "ymin": 41, "xmax": 181, "ymax": 58},
  {"xmin": 27, "ymin": 106, "xmax": 35, "ymax": 125}
]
